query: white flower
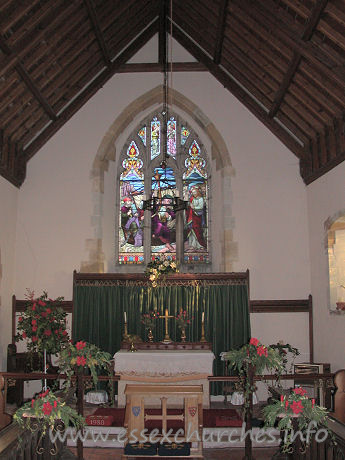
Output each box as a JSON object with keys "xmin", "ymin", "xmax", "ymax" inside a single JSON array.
[
  {"xmin": 163, "ymin": 260, "xmax": 170, "ymax": 267},
  {"xmin": 171, "ymin": 262, "xmax": 176, "ymax": 269}
]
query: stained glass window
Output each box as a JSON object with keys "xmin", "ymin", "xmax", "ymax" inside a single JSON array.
[
  {"xmin": 138, "ymin": 126, "xmax": 146, "ymax": 146},
  {"xmin": 151, "ymin": 167, "xmax": 177, "ymax": 261},
  {"xmin": 118, "ymin": 114, "xmax": 209, "ymax": 266},
  {"xmin": 167, "ymin": 118, "xmax": 176, "ymax": 157},
  {"xmin": 183, "ymin": 140, "xmax": 209, "ymax": 264},
  {"xmin": 151, "ymin": 117, "xmax": 160, "ymax": 159},
  {"xmin": 181, "ymin": 126, "xmax": 190, "ymax": 145},
  {"xmin": 119, "ymin": 141, "xmax": 144, "ymax": 264}
]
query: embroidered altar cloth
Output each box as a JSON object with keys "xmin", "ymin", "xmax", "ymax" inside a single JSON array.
[{"xmin": 113, "ymin": 349, "xmax": 215, "ymax": 377}]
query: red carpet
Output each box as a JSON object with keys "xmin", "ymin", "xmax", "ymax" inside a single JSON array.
[{"xmin": 91, "ymin": 407, "xmax": 242, "ymax": 429}]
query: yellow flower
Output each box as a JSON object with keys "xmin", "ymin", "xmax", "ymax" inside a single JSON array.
[
  {"xmin": 152, "ymin": 281, "xmax": 157, "ymax": 288},
  {"xmin": 149, "ymin": 274, "xmax": 156, "ymax": 281},
  {"xmin": 70, "ymin": 358, "xmax": 76, "ymax": 365},
  {"xmin": 171, "ymin": 262, "xmax": 176, "ymax": 269}
]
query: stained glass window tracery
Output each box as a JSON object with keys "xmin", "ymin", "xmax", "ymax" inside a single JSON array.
[{"xmin": 118, "ymin": 114, "xmax": 209, "ymax": 266}]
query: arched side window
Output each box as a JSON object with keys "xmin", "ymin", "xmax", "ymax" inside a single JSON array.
[
  {"xmin": 327, "ymin": 213, "xmax": 345, "ymax": 313},
  {"xmin": 118, "ymin": 111, "xmax": 210, "ymax": 266}
]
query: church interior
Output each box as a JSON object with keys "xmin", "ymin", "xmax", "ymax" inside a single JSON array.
[{"xmin": 0, "ymin": 0, "xmax": 345, "ymax": 459}]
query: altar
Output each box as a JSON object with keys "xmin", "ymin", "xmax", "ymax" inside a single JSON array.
[{"xmin": 113, "ymin": 348, "xmax": 215, "ymax": 408}]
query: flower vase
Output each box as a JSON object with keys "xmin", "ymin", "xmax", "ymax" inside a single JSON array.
[
  {"xmin": 148, "ymin": 328, "xmax": 154, "ymax": 342},
  {"xmin": 180, "ymin": 328, "xmax": 186, "ymax": 342}
]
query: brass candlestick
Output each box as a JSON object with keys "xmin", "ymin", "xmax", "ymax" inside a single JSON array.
[
  {"xmin": 123, "ymin": 321, "xmax": 129, "ymax": 342},
  {"xmin": 200, "ymin": 320, "xmax": 207, "ymax": 343}
]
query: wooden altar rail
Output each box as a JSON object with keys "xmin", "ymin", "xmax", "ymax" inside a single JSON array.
[{"xmin": 250, "ymin": 295, "xmax": 314, "ymax": 362}]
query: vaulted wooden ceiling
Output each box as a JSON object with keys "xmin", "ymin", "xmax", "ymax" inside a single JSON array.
[{"xmin": 1, "ymin": 0, "xmax": 345, "ymax": 187}]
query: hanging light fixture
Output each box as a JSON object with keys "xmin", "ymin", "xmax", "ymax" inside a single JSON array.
[{"xmin": 142, "ymin": 0, "xmax": 188, "ymax": 213}]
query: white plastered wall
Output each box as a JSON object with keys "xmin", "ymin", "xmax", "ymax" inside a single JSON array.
[
  {"xmin": 307, "ymin": 160, "xmax": 345, "ymax": 372},
  {"xmin": 0, "ymin": 176, "xmax": 18, "ymax": 369}
]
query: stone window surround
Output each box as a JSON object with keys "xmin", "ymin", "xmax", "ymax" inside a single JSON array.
[{"xmin": 81, "ymin": 85, "xmax": 237, "ymax": 273}]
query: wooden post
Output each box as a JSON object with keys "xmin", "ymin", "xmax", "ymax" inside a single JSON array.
[
  {"xmin": 243, "ymin": 364, "xmax": 254, "ymax": 460},
  {"xmin": 0, "ymin": 375, "xmax": 11, "ymax": 430},
  {"xmin": 76, "ymin": 368, "xmax": 84, "ymax": 460}
]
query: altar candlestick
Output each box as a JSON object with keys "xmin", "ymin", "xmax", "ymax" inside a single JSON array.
[
  {"xmin": 124, "ymin": 311, "xmax": 127, "ymax": 323},
  {"xmin": 123, "ymin": 311, "xmax": 129, "ymax": 342},
  {"xmin": 202, "ymin": 311, "xmax": 205, "ymax": 323},
  {"xmin": 200, "ymin": 311, "xmax": 206, "ymax": 343}
]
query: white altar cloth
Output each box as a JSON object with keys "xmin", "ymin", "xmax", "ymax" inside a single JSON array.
[
  {"xmin": 113, "ymin": 349, "xmax": 214, "ymax": 376},
  {"xmin": 113, "ymin": 349, "xmax": 215, "ymax": 408}
]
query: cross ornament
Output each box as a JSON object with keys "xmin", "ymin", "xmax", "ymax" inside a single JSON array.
[{"xmin": 159, "ymin": 308, "xmax": 174, "ymax": 343}]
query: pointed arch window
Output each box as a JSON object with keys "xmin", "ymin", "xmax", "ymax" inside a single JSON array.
[{"xmin": 118, "ymin": 112, "xmax": 210, "ymax": 266}]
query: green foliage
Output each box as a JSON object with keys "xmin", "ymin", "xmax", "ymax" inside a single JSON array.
[
  {"xmin": 15, "ymin": 290, "xmax": 69, "ymax": 355},
  {"xmin": 263, "ymin": 387, "xmax": 330, "ymax": 453},
  {"xmin": 13, "ymin": 389, "xmax": 84, "ymax": 435},
  {"xmin": 58, "ymin": 341, "xmax": 112, "ymax": 389}
]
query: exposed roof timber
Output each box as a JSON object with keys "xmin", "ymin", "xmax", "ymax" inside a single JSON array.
[
  {"xmin": 171, "ymin": 22, "xmax": 309, "ymax": 161},
  {"xmin": 213, "ymin": 0, "xmax": 229, "ymax": 64},
  {"xmin": 269, "ymin": 0, "xmax": 329, "ymax": 117},
  {"xmin": 0, "ymin": 36, "xmax": 57, "ymax": 121},
  {"xmin": 236, "ymin": 0, "xmax": 345, "ymax": 91},
  {"xmin": 117, "ymin": 62, "xmax": 207, "ymax": 73},
  {"xmin": 23, "ymin": 19, "xmax": 159, "ymax": 161},
  {"xmin": 83, "ymin": 0, "xmax": 112, "ymax": 67},
  {"xmin": 159, "ymin": 0, "xmax": 167, "ymax": 65}
]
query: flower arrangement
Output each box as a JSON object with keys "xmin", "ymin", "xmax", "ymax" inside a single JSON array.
[
  {"xmin": 13, "ymin": 388, "xmax": 84, "ymax": 435},
  {"xmin": 58, "ymin": 341, "xmax": 112, "ymax": 388},
  {"xmin": 141, "ymin": 310, "xmax": 160, "ymax": 329},
  {"xmin": 175, "ymin": 309, "xmax": 192, "ymax": 329},
  {"xmin": 269, "ymin": 341, "xmax": 300, "ymax": 375},
  {"xmin": 145, "ymin": 259, "xmax": 178, "ymax": 287},
  {"xmin": 263, "ymin": 386, "xmax": 330, "ymax": 453},
  {"xmin": 15, "ymin": 290, "xmax": 69, "ymax": 355},
  {"xmin": 221, "ymin": 338, "xmax": 284, "ymax": 412}
]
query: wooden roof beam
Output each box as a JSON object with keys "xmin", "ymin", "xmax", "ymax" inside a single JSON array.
[
  {"xmin": 24, "ymin": 19, "xmax": 159, "ymax": 161},
  {"xmin": 159, "ymin": 0, "xmax": 167, "ymax": 66},
  {"xmin": 171, "ymin": 23, "xmax": 309, "ymax": 162},
  {"xmin": 214, "ymin": 0, "xmax": 229, "ymax": 64},
  {"xmin": 0, "ymin": 36, "xmax": 57, "ymax": 121},
  {"xmin": 117, "ymin": 62, "xmax": 207, "ymax": 72},
  {"xmin": 237, "ymin": 0, "xmax": 345, "ymax": 91},
  {"xmin": 269, "ymin": 0, "xmax": 328, "ymax": 118},
  {"xmin": 83, "ymin": 0, "xmax": 112, "ymax": 67}
]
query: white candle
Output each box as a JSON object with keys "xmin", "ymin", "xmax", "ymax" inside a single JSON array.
[
  {"xmin": 124, "ymin": 311, "xmax": 127, "ymax": 323},
  {"xmin": 202, "ymin": 312, "xmax": 205, "ymax": 323}
]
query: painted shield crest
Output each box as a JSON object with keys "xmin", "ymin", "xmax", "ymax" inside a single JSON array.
[
  {"xmin": 188, "ymin": 406, "xmax": 197, "ymax": 417},
  {"xmin": 132, "ymin": 406, "xmax": 141, "ymax": 417}
]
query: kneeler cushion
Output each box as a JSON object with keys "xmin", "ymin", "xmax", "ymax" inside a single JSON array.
[
  {"xmin": 158, "ymin": 442, "xmax": 191, "ymax": 456},
  {"xmin": 124, "ymin": 442, "xmax": 157, "ymax": 456}
]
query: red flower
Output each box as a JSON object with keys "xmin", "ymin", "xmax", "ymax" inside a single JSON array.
[
  {"xmin": 32, "ymin": 305, "xmax": 36, "ymax": 311},
  {"xmin": 63, "ymin": 331, "xmax": 68, "ymax": 336},
  {"xmin": 41, "ymin": 312, "xmax": 47, "ymax": 318},
  {"xmin": 76, "ymin": 356, "xmax": 87, "ymax": 366},
  {"xmin": 54, "ymin": 330, "xmax": 59, "ymax": 334},
  {"xmin": 249, "ymin": 338, "xmax": 259, "ymax": 347},
  {"xmin": 22, "ymin": 332, "xmax": 27, "ymax": 339},
  {"xmin": 54, "ymin": 400, "xmax": 58, "ymax": 409},
  {"xmin": 32, "ymin": 336, "xmax": 38, "ymax": 342},
  {"xmin": 18, "ymin": 317, "xmax": 23, "ymax": 322},
  {"xmin": 38, "ymin": 300, "xmax": 46, "ymax": 307},
  {"xmin": 31, "ymin": 399, "xmax": 35, "ymax": 408},
  {"xmin": 32, "ymin": 326, "xmax": 37, "ymax": 332},
  {"xmin": 42, "ymin": 401, "xmax": 52, "ymax": 415},
  {"xmin": 44, "ymin": 329, "xmax": 52, "ymax": 336},
  {"xmin": 290, "ymin": 400, "xmax": 304, "ymax": 415},
  {"xmin": 76, "ymin": 341, "xmax": 86, "ymax": 350},
  {"xmin": 257, "ymin": 346, "xmax": 268, "ymax": 357},
  {"xmin": 31, "ymin": 319, "xmax": 37, "ymax": 325},
  {"xmin": 46, "ymin": 308, "xmax": 52, "ymax": 314},
  {"xmin": 292, "ymin": 387, "xmax": 307, "ymax": 396}
]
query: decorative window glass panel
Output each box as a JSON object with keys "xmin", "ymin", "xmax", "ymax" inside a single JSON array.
[
  {"xmin": 151, "ymin": 117, "xmax": 160, "ymax": 160},
  {"xmin": 119, "ymin": 141, "xmax": 144, "ymax": 264},
  {"xmin": 167, "ymin": 118, "xmax": 176, "ymax": 157},
  {"xmin": 151, "ymin": 167, "xmax": 177, "ymax": 261},
  {"xmin": 138, "ymin": 126, "xmax": 146, "ymax": 146},
  {"xmin": 117, "ymin": 113, "xmax": 210, "ymax": 266},
  {"xmin": 327, "ymin": 215, "xmax": 345, "ymax": 312},
  {"xmin": 183, "ymin": 140, "xmax": 209, "ymax": 264},
  {"xmin": 181, "ymin": 126, "xmax": 190, "ymax": 145}
]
